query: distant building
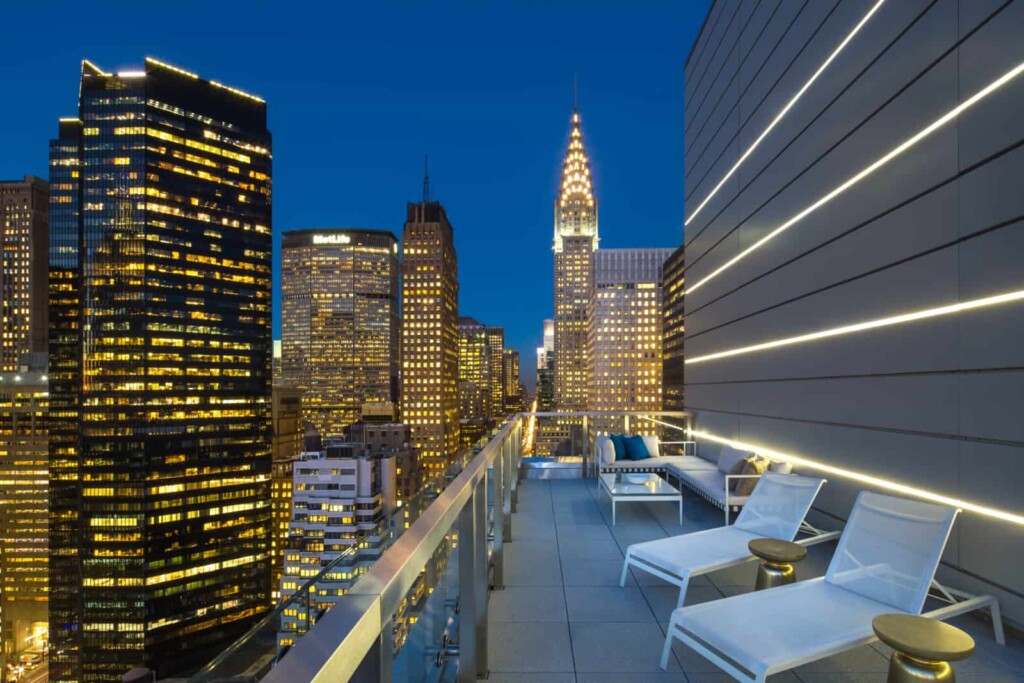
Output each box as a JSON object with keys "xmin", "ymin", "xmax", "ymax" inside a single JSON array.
[
  {"xmin": 344, "ymin": 419, "xmax": 422, "ymax": 506},
  {"xmin": 485, "ymin": 326, "xmax": 505, "ymax": 418},
  {"xmin": 0, "ymin": 176, "xmax": 48, "ymax": 372},
  {"xmin": 588, "ymin": 248, "xmax": 672, "ymax": 422},
  {"xmin": 662, "ymin": 245, "xmax": 685, "ymax": 411},
  {"xmin": 281, "ymin": 229, "xmax": 399, "ymax": 436},
  {"xmin": 503, "ymin": 348, "xmax": 523, "ymax": 413},
  {"xmin": 553, "ymin": 107, "xmax": 597, "ymax": 414},
  {"xmin": 458, "ymin": 317, "xmax": 492, "ymax": 445},
  {"xmin": 0, "ymin": 368, "xmax": 48, "ymax": 664},
  {"xmin": 48, "ymin": 58, "xmax": 273, "ymax": 682},
  {"xmin": 278, "ymin": 449, "xmax": 395, "ymax": 646},
  {"xmin": 271, "ymin": 386, "xmax": 303, "ymax": 601},
  {"xmin": 400, "ymin": 187, "xmax": 460, "ymax": 474}
]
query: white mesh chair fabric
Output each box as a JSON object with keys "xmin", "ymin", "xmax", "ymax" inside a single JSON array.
[
  {"xmin": 664, "ymin": 492, "xmax": 960, "ymax": 681},
  {"xmin": 622, "ymin": 473, "xmax": 826, "ymax": 610},
  {"xmin": 825, "ymin": 492, "xmax": 959, "ymax": 614},
  {"xmin": 733, "ymin": 473, "xmax": 826, "ymax": 540}
]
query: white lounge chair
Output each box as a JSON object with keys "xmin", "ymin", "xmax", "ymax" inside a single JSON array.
[
  {"xmin": 620, "ymin": 473, "xmax": 837, "ymax": 610},
  {"xmin": 661, "ymin": 492, "xmax": 1005, "ymax": 681}
]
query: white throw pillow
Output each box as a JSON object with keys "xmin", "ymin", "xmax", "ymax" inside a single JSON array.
[
  {"xmin": 717, "ymin": 445, "xmax": 748, "ymax": 474},
  {"xmin": 595, "ymin": 435, "xmax": 615, "ymax": 465},
  {"xmin": 640, "ymin": 435, "xmax": 660, "ymax": 459},
  {"xmin": 768, "ymin": 460, "xmax": 793, "ymax": 474}
]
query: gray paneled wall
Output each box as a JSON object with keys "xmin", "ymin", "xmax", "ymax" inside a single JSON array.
[{"xmin": 683, "ymin": 0, "xmax": 1024, "ymax": 624}]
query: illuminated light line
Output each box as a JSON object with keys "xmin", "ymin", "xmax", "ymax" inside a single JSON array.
[
  {"xmin": 688, "ymin": 428, "xmax": 1024, "ymax": 526},
  {"xmin": 685, "ymin": 0, "xmax": 886, "ymax": 228},
  {"xmin": 686, "ymin": 288, "xmax": 1024, "ymax": 365},
  {"xmin": 686, "ymin": 59, "xmax": 1024, "ymax": 295}
]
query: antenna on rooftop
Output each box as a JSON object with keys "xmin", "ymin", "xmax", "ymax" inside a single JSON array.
[{"xmin": 422, "ymin": 154, "xmax": 431, "ymax": 203}]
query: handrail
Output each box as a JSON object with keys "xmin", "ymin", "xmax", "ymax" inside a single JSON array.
[
  {"xmin": 263, "ymin": 416, "xmax": 520, "ymax": 683},
  {"xmin": 248, "ymin": 410, "xmax": 689, "ymax": 683}
]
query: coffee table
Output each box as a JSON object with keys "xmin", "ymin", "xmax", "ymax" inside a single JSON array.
[{"xmin": 598, "ymin": 472, "xmax": 682, "ymax": 525}]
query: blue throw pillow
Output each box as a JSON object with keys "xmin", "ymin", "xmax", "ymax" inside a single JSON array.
[
  {"xmin": 625, "ymin": 435, "xmax": 652, "ymax": 461},
  {"xmin": 609, "ymin": 434, "xmax": 628, "ymax": 461}
]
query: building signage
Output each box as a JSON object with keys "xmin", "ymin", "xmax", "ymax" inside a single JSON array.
[{"xmin": 313, "ymin": 233, "xmax": 351, "ymax": 245}]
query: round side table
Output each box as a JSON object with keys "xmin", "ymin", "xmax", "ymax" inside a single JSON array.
[
  {"xmin": 748, "ymin": 538, "xmax": 807, "ymax": 591},
  {"xmin": 872, "ymin": 613, "xmax": 975, "ymax": 683}
]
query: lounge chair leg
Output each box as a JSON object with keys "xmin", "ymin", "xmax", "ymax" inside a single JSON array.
[
  {"xmin": 675, "ymin": 575, "xmax": 691, "ymax": 610},
  {"xmin": 619, "ymin": 553, "xmax": 631, "ymax": 588},
  {"xmin": 660, "ymin": 621, "xmax": 675, "ymax": 670},
  {"xmin": 991, "ymin": 599, "xmax": 1006, "ymax": 645}
]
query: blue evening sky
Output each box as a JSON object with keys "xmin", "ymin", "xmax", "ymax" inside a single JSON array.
[{"xmin": 0, "ymin": 1, "xmax": 710, "ymax": 389}]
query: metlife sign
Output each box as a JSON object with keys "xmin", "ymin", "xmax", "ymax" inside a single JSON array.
[{"xmin": 312, "ymin": 233, "xmax": 352, "ymax": 245}]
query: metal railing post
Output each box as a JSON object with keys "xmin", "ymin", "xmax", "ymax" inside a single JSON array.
[
  {"xmin": 473, "ymin": 475, "xmax": 488, "ymax": 678},
  {"xmin": 492, "ymin": 440, "xmax": 505, "ymax": 590},
  {"xmin": 624, "ymin": 414, "xmax": 631, "ymax": 435},
  {"xmin": 502, "ymin": 437, "xmax": 512, "ymax": 542},
  {"xmin": 458, "ymin": 482, "xmax": 479, "ymax": 683},
  {"xmin": 510, "ymin": 418, "xmax": 519, "ymax": 512}
]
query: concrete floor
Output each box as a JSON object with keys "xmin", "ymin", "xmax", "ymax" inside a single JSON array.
[{"xmin": 484, "ymin": 478, "xmax": 1024, "ymax": 683}]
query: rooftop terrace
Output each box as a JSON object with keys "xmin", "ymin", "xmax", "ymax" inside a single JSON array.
[{"xmin": 194, "ymin": 412, "xmax": 1023, "ymax": 683}]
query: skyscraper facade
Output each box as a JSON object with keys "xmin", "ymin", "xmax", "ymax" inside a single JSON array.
[
  {"xmin": 502, "ymin": 348, "xmax": 522, "ymax": 414},
  {"xmin": 48, "ymin": 58, "xmax": 273, "ymax": 682},
  {"xmin": 553, "ymin": 108, "xmax": 598, "ymax": 413},
  {"xmin": 0, "ymin": 369, "xmax": 48, "ymax": 665},
  {"xmin": 588, "ymin": 249, "xmax": 672, "ymax": 416},
  {"xmin": 458, "ymin": 317, "xmax": 492, "ymax": 442},
  {"xmin": 485, "ymin": 326, "xmax": 505, "ymax": 418},
  {"xmin": 0, "ymin": 176, "xmax": 49, "ymax": 372},
  {"xmin": 280, "ymin": 229, "xmax": 399, "ymax": 436},
  {"xmin": 270, "ymin": 385, "xmax": 303, "ymax": 602},
  {"xmin": 400, "ymin": 200, "xmax": 459, "ymax": 474},
  {"xmin": 662, "ymin": 245, "xmax": 685, "ymax": 411}
]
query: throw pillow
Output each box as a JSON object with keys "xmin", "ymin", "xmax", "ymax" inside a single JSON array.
[
  {"xmin": 624, "ymin": 435, "xmax": 653, "ymax": 461},
  {"xmin": 734, "ymin": 457, "xmax": 768, "ymax": 496},
  {"xmin": 608, "ymin": 434, "xmax": 629, "ymax": 461},
  {"xmin": 595, "ymin": 435, "xmax": 615, "ymax": 466},
  {"xmin": 640, "ymin": 435, "xmax": 660, "ymax": 458}
]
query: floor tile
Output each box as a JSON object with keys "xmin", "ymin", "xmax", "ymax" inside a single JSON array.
[
  {"xmin": 488, "ymin": 621, "xmax": 575, "ymax": 673},
  {"xmin": 641, "ymin": 584, "xmax": 724, "ymax": 625},
  {"xmin": 489, "ymin": 586, "xmax": 567, "ymax": 622},
  {"xmin": 571, "ymin": 621, "xmax": 682, "ymax": 672},
  {"xmin": 576, "ymin": 673, "xmax": 686, "ymax": 682},
  {"xmin": 565, "ymin": 586, "xmax": 656, "ymax": 622},
  {"xmin": 792, "ymin": 645, "xmax": 890, "ymax": 673},
  {"xmin": 559, "ymin": 537, "xmax": 624, "ymax": 561},
  {"xmin": 563, "ymin": 558, "xmax": 636, "ymax": 587},
  {"xmin": 487, "ymin": 675, "xmax": 576, "ymax": 683}
]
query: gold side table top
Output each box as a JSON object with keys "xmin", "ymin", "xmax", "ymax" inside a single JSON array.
[
  {"xmin": 872, "ymin": 614, "xmax": 975, "ymax": 662},
  {"xmin": 748, "ymin": 538, "xmax": 807, "ymax": 564}
]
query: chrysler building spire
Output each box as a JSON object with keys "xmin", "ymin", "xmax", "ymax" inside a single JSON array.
[{"xmin": 554, "ymin": 106, "xmax": 598, "ymax": 253}]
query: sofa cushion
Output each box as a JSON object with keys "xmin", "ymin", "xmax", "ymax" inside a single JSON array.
[
  {"xmin": 596, "ymin": 436, "xmax": 615, "ymax": 466},
  {"xmin": 625, "ymin": 435, "xmax": 653, "ymax": 460},
  {"xmin": 734, "ymin": 457, "xmax": 768, "ymax": 496},
  {"xmin": 641, "ymin": 435, "xmax": 660, "ymax": 458},
  {"xmin": 678, "ymin": 469, "xmax": 727, "ymax": 503},
  {"xmin": 609, "ymin": 434, "xmax": 628, "ymax": 461},
  {"xmin": 661, "ymin": 456, "xmax": 716, "ymax": 473},
  {"xmin": 717, "ymin": 446, "xmax": 748, "ymax": 475}
]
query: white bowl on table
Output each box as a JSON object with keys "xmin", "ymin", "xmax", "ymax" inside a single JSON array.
[{"xmin": 625, "ymin": 473, "xmax": 650, "ymax": 485}]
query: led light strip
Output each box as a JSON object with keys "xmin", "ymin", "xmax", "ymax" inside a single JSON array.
[
  {"xmin": 637, "ymin": 416, "xmax": 1024, "ymax": 526},
  {"xmin": 686, "ymin": 59, "xmax": 1024, "ymax": 296},
  {"xmin": 685, "ymin": 288, "xmax": 1024, "ymax": 365},
  {"xmin": 685, "ymin": 0, "xmax": 886, "ymax": 228},
  {"xmin": 692, "ymin": 428, "xmax": 1024, "ymax": 526}
]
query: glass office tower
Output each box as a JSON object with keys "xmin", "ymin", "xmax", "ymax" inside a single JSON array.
[
  {"xmin": 280, "ymin": 229, "xmax": 399, "ymax": 436},
  {"xmin": 0, "ymin": 176, "xmax": 49, "ymax": 373},
  {"xmin": 48, "ymin": 58, "xmax": 272, "ymax": 683}
]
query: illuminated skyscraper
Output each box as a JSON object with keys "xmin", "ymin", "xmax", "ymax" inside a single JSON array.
[
  {"xmin": 553, "ymin": 106, "xmax": 598, "ymax": 413},
  {"xmin": 270, "ymin": 385, "xmax": 303, "ymax": 602},
  {"xmin": 0, "ymin": 176, "xmax": 48, "ymax": 372},
  {"xmin": 588, "ymin": 249, "xmax": 672, "ymax": 418},
  {"xmin": 400, "ymin": 190, "xmax": 459, "ymax": 474},
  {"xmin": 485, "ymin": 325, "xmax": 505, "ymax": 417},
  {"xmin": 280, "ymin": 229, "xmax": 399, "ymax": 435},
  {"xmin": 458, "ymin": 317, "xmax": 492, "ymax": 443},
  {"xmin": 502, "ymin": 348, "xmax": 523, "ymax": 413},
  {"xmin": 0, "ymin": 369, "xmax": 48, "ymax": 665},
  {"xmin": 662, "ymin": 245, "xmax": 685, "ymax": 411},
  {"xmin": 48, "ymin": 58, "xmax": 272, "ymax": 682}
]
